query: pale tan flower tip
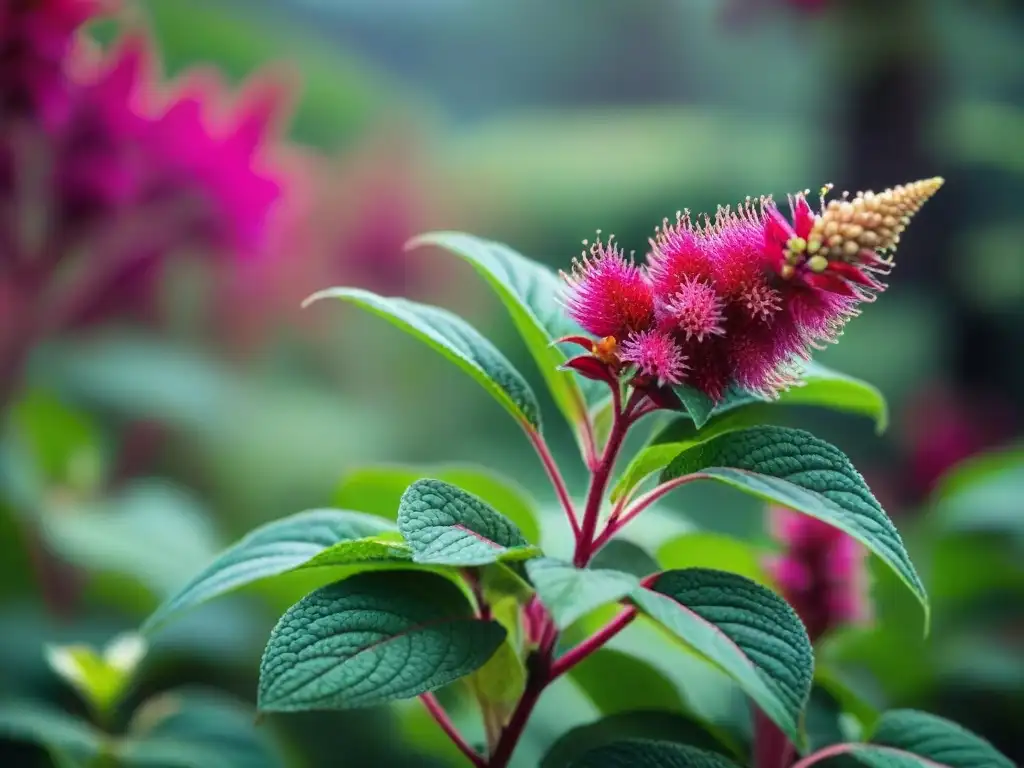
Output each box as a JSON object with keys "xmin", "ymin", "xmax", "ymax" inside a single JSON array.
[{"xmin": 807, "ymin": 177, "xmax": 944, "ymax": 261}]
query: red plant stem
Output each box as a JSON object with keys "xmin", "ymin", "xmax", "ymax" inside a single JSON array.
[
  {"xmin": 579, "ymin": 410, "xmax": 599, "ymax": 471},
  {"xmin": 572, "ymin": 389, "xmax": 643, "ymax": 567},
  {"xmin": 487, "ymin": 621, "xmax": 558, "ymax": 768},
  {"xmin": 550, "ymin": 606, "xmax": 637, "ymax": 680},
  {"xmin": 481, "ymin": 390, "xmax": 652, "ymax": 766},
  {"xmin": 590, "ymin": 472, "xmax": 705, "ymax": 553},
  {"xmin": 525, "ymin": 427, "xmax": 579, "ymax": 537},
  {"xmin": 421, "ymin": 693, "xmax": 486, "ymax": 768}
]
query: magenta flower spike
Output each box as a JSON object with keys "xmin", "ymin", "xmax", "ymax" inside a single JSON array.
[
  {"xmin": 561, "ymin": 233, "xmax": 655, "ymax": 343},
  {"xmin": 560, "ymin": 178, "xmax": 943, "ymax": 404},
  {"xmin": 145, "ymin": 68, "xmax": 287, "ymax": 258},
  {"xmin": 765, "ymin": 505, "xmax": 872, "ymax": 641}
]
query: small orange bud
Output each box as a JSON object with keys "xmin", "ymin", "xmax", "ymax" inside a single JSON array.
[{"xmin": 591, "ymin": 336, "xmax": 620, "ymax": 365}]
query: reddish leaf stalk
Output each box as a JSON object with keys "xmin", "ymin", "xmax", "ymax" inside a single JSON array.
[
  {"xmin": 550, "ymin": 606, "xmax": 637, "ymax": 680},
  {"xmin": 420, "ymin": 693, "xmax": 486, "ymax": 768},
  {"xmin": 526, "ymin": 427, "xmax": 579, "ymax": 537},
  {"xmin": 573, "ymin": 390, "xmax": 642, "ymax": 567},
  {"xmin": 591, "ymin": 472, "xmax": 705, "ymax": 552}
]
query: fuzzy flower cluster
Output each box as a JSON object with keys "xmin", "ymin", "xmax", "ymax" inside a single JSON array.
[
  {"xmin": 1, "ymin": 0, "xmax": 287, "ymax": 331},
  {"xmin": 765, "ymin": 506, "xmax": 871, "ymax": 641},
  {"xmin": 560, "ymin": 178, "xmax": 942, "ymax": 403}
]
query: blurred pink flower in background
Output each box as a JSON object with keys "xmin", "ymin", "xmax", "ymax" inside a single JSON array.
[
  {"xmin": 1, "ymin": 0, "xmax": 292, "ymax": 397},
  {"xmin": 218, "ymin": 123, "xmax": 473, "ymax": 357},
  {"xmin": 765, "ymin": 505, "xmax": 871, "ymax": 642},
  {"xmin": 0, "ymin": 0, "xmax": 101, "ymax": 128},
  {"xmin": 901, "ymin": 383, "xmax": 1016, "ymax": 500}
]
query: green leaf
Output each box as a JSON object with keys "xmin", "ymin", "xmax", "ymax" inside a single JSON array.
[
  {"xmin": 706, "ymin": 362, "xmax": 888, "ymax": 431},
  {"xmin": 660, "ymin": 426, "xmax": 929, "ymax": 626},
  {"xmin": 397, "ymin": 479, "xmax": 538, "ymax": 566},
  {"xmin": 526, "ymin": 558, "xmax": 639, "ymax": 630},
  {"xmin": 0, "ymin": 700, "xmax": 106, "ymax": 762},
  {"xmin": 543, "ymin": 712, "xmax": 738, "ymax": 768},
  {"xmin": 334, "ymin": 463, "xmax": 541, "ymax": 543},
  {"xmin": 467, "ymin": 635, "xmax": 526, "ymax": 718},
  {"xmin": 122, "ymin": 687, "xmax": 282, "ymax": 767},
  {"xmin": 41, "ymin": 480, "xmax": 222, "ymax": 602},
  {"xmin": 304, "ymin": 287, "xmax": 542, "ymax": 430},
  {"xmin": 7, "ymin": 389, "xmax": 104, "ymax": 493},
  {"xmin": 258, "ymin": 570, "xmax": 505, "ymax": 711},
  {"xmin": 408, "ymin": 232, "xmax": 604, "ymax": 438},
  {"xmin": 861, "ymin": 709, "xmax": 1014, "ymax": 768},
  {"xmin": 656, "ymin": 533, "xmax": 772, "ymax": 587},
  {"xmin": 45, "ymin": 633, "xmax": 147, "ymax": 716},
  {"xmin": 613, "ymin": 362, "xmax": 887, "ymax": 502},
  {"xmin": 612, "ymin": 407, "xmax": 767, "ymax": 502},
  {"xmin": 569, "ymin": 649, "xmax": 686, "ymax": 715},
  {"xmin": 672, "ymin": 385, "xmax": 717, "ymax": 429},
  {"xmin": 774, "ymin": 362, "xmax": 888, "ymax": 433},
  {"xmin": 569, "ymin": 739, "xmax": 745, "ymax": 767},
  {"xmin": 142, "ymin": 509, "xmax": 402, "ymax": 633},
  {"xmin": 631, "ymin": 568, "xmax": 813, "ymax": 746},
  {"xmin": 932, "ymin": 448, "xmax": 1024, "ymax": 537},
  {"xmin": 590, "ymin": 539, "xmax": 661, "ymax": 579}
]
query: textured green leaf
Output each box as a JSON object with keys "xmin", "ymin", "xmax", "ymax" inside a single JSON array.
[
  {"xmin": 398, "ymin": 479, "xmax": 538, "ymax": 566},
  {"xmin": 408, "ymin": 232, "xmax": 604, "ymax": 437},
  {"xmin": 656, "ymin": 533, "xmax": 772, "ymax": 586},
  {"xmin": 122, "ymin": 688, "xmax": 282, "ymax": 768},
  {"xmin": 672, "ymin": 385, "xmax": 717, "ymax": 429},
  {"xmin": 0, "ymin": 701, "xmax": 106, "ymax": 762},
  {"xmin": 861, "ymin": 709, "xmax": 1014, "ymax": 768},
  {"xmin": 143, "ymin": 509, "xmax": 402, "ymax": 633},
  {"xmin": 570, "ymin": 739, "xmax": 745, "ymax": 768},
  {"xmin": 631, "ymin": 568, "xmax": 813, "ymax": 745},
  {"xmin": 661, "ymin": 426, "xmax": 929, "ymax": 625},
  {"xmin": 304, "ymin": 288, "xmax": 541, "ymax": 430},
  {"xmin": 543, "ymin": 712, "xmax": 737, "ymax": 768},
  {"xmin": 258, "ymin": 570, "xmax": 505, "ymax": 711},
  {"xmin": 334, "ymin": 463, "xmax": 541, "ymax": 543},
  {"xmin": 526, "ymin": 558, "xmax": 639, "ymax": 630}
]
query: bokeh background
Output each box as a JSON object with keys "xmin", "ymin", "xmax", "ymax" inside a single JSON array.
[{"xmin": 1, "ymin": 0, "xmax": 1022, "ymax": 765}]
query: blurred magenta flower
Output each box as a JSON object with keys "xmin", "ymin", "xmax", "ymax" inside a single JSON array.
[
  {"xmin": 561, "ymin": 179, "xmax": 942, "ymax": 403},
  {"xmin": 901, "ymin": 384, "xmax": 1017, "ymax": 499},
  {"xmin": 1, "ymin": 0, "xmax": 292, "ymax": 390},
  {"xmin": 765, "ymin": 505, "xmax": 871, "ymax": 642},
  {"xmin": 0, "ymin": 0, "xmax": 101, "ymax": 129}
]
